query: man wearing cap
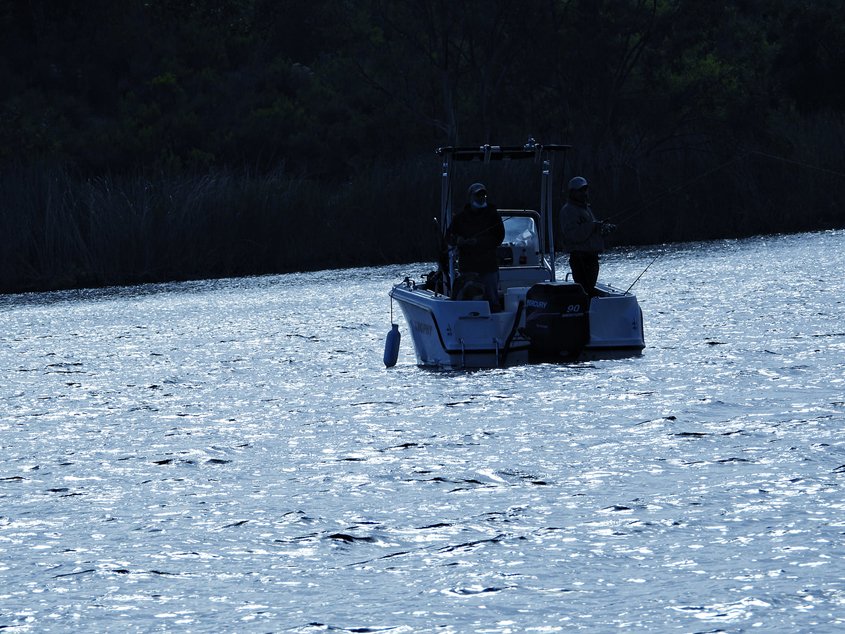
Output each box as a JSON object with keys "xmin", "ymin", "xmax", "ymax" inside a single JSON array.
[
  {"xmin": 446, "ymin": 182, "xmax": 505, "ymax": 310},
  {"xmin": 559, "ymin": 176, "xmax": 615, "ymax": 295}
]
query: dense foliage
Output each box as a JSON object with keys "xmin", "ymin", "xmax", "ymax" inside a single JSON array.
[{"xmin": 2, "ymin": 0, "xmax": 844, "ymax": 292}]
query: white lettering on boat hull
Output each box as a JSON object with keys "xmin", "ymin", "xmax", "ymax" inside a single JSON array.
[{"xmin": 412, "ymin": 320, "xmax": 433, "ymax": 336}]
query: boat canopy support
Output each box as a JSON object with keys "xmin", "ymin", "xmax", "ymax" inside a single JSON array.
[{"xmin": 435, "ymin": 140, "xmax": 572, "ymax": 294}]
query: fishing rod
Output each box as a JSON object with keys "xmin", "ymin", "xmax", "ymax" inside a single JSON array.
[{"xmin": 625, "ymin": 253, "xmax": 660, "ymax": 294}]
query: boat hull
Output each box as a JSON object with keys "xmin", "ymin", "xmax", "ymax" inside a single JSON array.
[
  {"xmin": 390, "ymin": 282, "xmax": 644, "ymax": 369},
  {"xmin": 389, "ymin": 285, "xmax": 531, "ymax": 369}
]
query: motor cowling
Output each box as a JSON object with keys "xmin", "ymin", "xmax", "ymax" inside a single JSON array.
[{"xmin": 524, "ymin": 283, "xmax": 590, "ymax": 354}]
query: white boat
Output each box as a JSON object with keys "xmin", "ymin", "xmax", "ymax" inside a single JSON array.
[{"xmin": 386, "ymin": 141, "xmax": 645, "ymax": 369}]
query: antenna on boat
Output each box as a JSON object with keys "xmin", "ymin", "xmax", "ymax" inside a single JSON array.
[
  {"xmin": 541, "ymin": 155, "xmax": 556, "ymax": 282},
  {"xmin": 537, "ymin": 140, "xmax": 568, "ymax": 281},
  {"xmin": 440, "ymin": 151, "xmax": 454, "ymax": 297}
]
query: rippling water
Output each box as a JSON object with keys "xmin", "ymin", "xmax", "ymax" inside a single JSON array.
[{"xmin": 2, "ymin": 231, "xmax": 844, "ymax": 632}]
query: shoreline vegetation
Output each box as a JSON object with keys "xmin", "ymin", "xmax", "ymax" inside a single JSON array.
[
  {"xmin": 3, "ymin": 2, "xmax": 844, "ymax": 294},
  {"xmin": 1, "ymin": 158, "xmax": 436, "ymax": 294},
  {"xmin": 3, "ymin": 130, "xmax": 843, "ymax": 295}
]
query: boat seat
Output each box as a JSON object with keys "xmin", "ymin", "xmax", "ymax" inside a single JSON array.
[{"xmin": 451, "ymin": 273, "xmax": 485, "ymax": 300}]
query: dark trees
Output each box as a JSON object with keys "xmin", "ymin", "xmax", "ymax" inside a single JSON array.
[{"xmin": 1, "ymin": 1, "xmax": 844, "ymax": 291}]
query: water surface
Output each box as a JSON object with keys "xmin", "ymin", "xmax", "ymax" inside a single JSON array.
[{"xmin": 2, "ymin": 231, "xmax": 844, "ymax": 632}]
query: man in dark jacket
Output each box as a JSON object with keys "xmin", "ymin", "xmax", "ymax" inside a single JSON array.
[
  {"xmin": 559, "ymin": 176, "xmax": 615, "ymax": 295},
  {"xmin": 446, "ymin": 182, "xmax": 505, "ymax": 310}
]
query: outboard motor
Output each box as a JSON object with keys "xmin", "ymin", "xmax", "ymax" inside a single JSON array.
[{"xmin": 524, "ymin": 283, "xmax": 590, "ymax": 355}]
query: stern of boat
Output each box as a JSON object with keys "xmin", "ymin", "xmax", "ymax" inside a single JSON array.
[
  {"xmin": 389, "ymin": 282, "xmax": 530, "ymax": 369},
  {"xmin": 585, "ymin": 284, "xmax": 645, "ymax": 355}
]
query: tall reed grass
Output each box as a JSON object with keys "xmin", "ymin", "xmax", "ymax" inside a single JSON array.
[
  {"xmin": 0, "ymin": 161, "xmax": 438, "ymax": 293},
  {"xmin": 2, "ymin": 119, "xmax": 843, "ymax": 294},
  {"xmin": 577, "ymin": 110, "xmax": 845, "ymax": 247}
]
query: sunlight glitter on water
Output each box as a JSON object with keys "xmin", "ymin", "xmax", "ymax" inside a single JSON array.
[{"xmin": 1, "ymin": 231, "xmax": 845, "ymax": 631}]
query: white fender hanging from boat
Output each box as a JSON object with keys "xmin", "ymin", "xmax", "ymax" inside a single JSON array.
[{"xmin": 383, "ymin": 323, "xmax": 401, "ymax": 367}]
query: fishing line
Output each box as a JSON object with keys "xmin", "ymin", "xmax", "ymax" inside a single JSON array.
[
  {"xmin": 747, "ymin": 150, "xmax": 845, "ymax": 179},
  {"xmin": 606, "ymin": 150, "xmax": 845, "ymax": 227},
  {"xmin": 613, "ymin": 149, "xmax": 845, "ymax": 294},
  {"xmin": 606, "ymin": 152, "xmax": 749, "ymax": 226}
]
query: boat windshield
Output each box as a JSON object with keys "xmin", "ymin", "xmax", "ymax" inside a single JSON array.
[{"xmin": 502, "ymin": 216, "xmax": 538, "ymax": 248}]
